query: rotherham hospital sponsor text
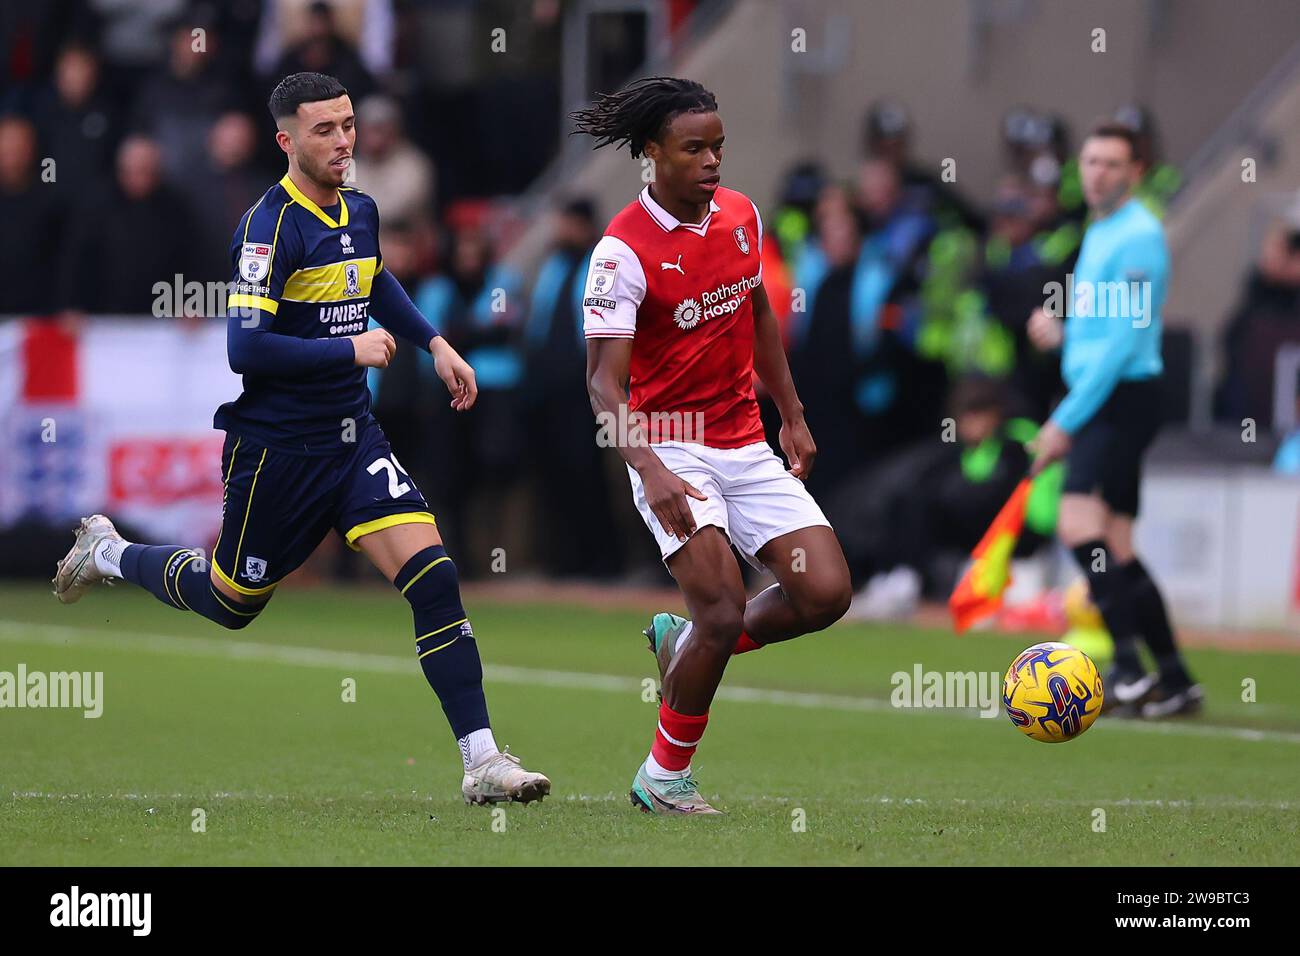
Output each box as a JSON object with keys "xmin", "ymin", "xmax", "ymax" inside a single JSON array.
[{"xmin": 672, "ymin": 271, "xmax": 762, "ymax": 330}]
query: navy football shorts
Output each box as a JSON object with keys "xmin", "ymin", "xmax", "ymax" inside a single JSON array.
[
  {"xmin": 1062, "ymin": 377, "xmax": 1163, "ymax": 518},
  {"xmin": 211, "ymin": 421, "xmax": 434, "ymax": 596}
]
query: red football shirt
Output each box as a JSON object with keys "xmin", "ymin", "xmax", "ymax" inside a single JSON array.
[{"xmin": 583, "ymin": 184, "xmax": 765, "ymax": 449}]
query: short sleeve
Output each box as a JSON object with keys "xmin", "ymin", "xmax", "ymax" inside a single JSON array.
[
  {"xmin": 582, "ymin": 235, "xmax": 646, "ymax": 339},
  {"xmin": 749, "ymin": 199, "xmax": 764, "ymax": 283}
]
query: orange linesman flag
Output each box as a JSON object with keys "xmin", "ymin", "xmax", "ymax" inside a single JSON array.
[{"xmin": 949, "ymin": 478, "xmax": 1033, "ymax": 634}]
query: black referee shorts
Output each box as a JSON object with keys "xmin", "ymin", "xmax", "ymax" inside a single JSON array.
[{"xmin": 1061, "ymin": 377, "xmax": 1163, "ymax": 517}]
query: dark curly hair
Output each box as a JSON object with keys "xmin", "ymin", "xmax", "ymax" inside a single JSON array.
[{"xmin": 570, "ymin": 76, "xmax": 718, "ymax": 158}]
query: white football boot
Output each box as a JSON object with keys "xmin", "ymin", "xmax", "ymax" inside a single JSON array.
[
  {"xmin": 52, "ymin": 514, "xmax": 125, "ymax": 605},
  {"xmin": 461, "ymin": 748, "xmax": 551, "ymax": 805}
]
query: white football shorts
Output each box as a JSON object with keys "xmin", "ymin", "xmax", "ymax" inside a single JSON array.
[{"xmin": 627, "ymin": 440, "xmax": 831, "ymax": 570}]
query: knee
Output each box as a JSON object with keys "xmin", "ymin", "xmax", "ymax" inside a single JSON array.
[
  {"xmin": 1056, "ymin": 514, "xmax": 1091, "ymax": 549},
  {"xmin": 219, "ymin": 611, "xmax": 257, "ymax": 630},
  {"xmin": 206, "ymin": 588, "xmax": 267, "ymax": 630},
  {"xmin": 692, "ymin": 595, "xmax": 746, "ymax": 649},
  {"xmin": 790, "ymin": 574, "xmax": 852, "ymax": 633},
  {"xmin": 396, "ymin": 547, "xmax": 471, "ymax": 657},
  {"xmin": 1057, "ymin": 497, "xmax": 1106, "ymax": 548},
  {"xmin": 397, "ymin": 547, "xmax": 463, "ymax": 612},
  {"xmin": 1104, "ymin": 539, "xmax": 1135, "ymax": 566},
  {"xmin": 1103, "ymin": 525, "xmax": 1135, "ymax": 565}
]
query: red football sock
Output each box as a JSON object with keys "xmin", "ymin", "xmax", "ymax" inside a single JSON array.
[
  {"xmin": 650, "ymin": 702, "xmax": 709, "ymax": 773},
  {"xmin": 733, "ymin": 630, "xmax": 763, "ymax": 655}
]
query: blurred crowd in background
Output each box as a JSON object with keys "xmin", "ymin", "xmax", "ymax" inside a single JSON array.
[{"xmin": 3, "ymin": 0, "xmax": 1299, "ymax": 608}]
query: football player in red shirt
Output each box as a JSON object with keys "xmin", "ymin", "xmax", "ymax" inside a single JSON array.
[{"xmin": 575, "ymin": 77, "xmax": 852, "ymax": 814}]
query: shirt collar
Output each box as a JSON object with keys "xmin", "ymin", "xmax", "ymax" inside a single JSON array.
[
  {"xmin": 638, "ymin": 185, "xmax": 721, "ymax": 233},
  {"xmin": 281, "ymin": 173, "xmax": 349, "ymax": 229}
]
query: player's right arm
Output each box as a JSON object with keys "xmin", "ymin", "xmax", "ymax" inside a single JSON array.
[
  {"xmin": 583, "ymin": 235, "xmax": 705, "ymax": 542},
  {"xmin": 225, "ymin": 199, "xmax": 393, "ymax": 375},
  {"xmin": 587, "ymin": 336, "xmax": 705, "ymax": 541}
]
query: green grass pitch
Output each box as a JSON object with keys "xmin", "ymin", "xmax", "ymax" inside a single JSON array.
[{"xmin": 1, "ymin": 581, "xmax": 1297, "ymax": 866}]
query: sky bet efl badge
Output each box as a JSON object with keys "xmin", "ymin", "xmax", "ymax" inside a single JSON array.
[
  {"xmin": 239, "ymin": 243, "xmax": 271, "ymax": 283},
  {"xmin": 589, "ymin": 258, "xmax": 618, "ymax": 296}
]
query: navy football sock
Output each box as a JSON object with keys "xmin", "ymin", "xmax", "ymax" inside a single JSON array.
[
  {"xmin": 395, "ymin": 546, "xmax": 491, "ymax": 741},
  {"xmin": 1071, "ymin": 540, "xmax": 1143, "ymax": 674},
  {"xmin": 120, "ymin": 544, "xmax": 268, "ymax": 629},
  {"xmin": 1122, "ymin": 558, "xmax": 1192, "ymax": 687}
]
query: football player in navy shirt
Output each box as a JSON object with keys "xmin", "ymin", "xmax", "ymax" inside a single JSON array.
[{"xmin": 54, "ymin": 73, "xmax": 550, "ymax": 806}]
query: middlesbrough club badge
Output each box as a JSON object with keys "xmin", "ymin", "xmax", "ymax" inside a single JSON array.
[{"xmin": 733, "ymin": 225, "xmax": 750, "ymax": 255}]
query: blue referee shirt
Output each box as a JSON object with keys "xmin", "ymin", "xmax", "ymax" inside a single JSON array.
[{"xmin": 1052, "ymin": 197, "xmax": 1167, "ymax": 434}]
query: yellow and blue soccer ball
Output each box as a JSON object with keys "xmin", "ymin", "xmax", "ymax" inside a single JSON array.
[{"xmin": 1002, "ymin": 641, "xmax": 1104, "ymax": 742}]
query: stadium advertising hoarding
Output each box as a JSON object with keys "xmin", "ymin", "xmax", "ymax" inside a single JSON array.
[{"xmin": 0, "ymin": 318, "xmax": 235, "ymax": 548}]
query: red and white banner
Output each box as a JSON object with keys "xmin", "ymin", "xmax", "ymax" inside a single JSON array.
[{"xmin": 0, "ymin": 318, "xmax": 241, "ymax": 546}]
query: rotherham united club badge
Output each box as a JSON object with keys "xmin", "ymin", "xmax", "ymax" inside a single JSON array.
[{"xmin": 733, "ymin": 225, "xmax": 750, "ymax": 255}]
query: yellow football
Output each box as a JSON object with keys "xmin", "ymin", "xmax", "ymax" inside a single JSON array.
[{"xmin": 1002, "ymin": 641, "xmax": 1104, "ymax": 742}]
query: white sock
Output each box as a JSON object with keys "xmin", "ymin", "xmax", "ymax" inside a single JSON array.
[
  {"xmin": 644, "ymin": 751, "xmax": 690, "ymax": 781},
  {"xmin": 673, "ymin": 621, "xmax": 694, "ymax": 652},
  {"xmin": 93, "ymin": 538, "xmax": 129, "ymax": 578},
  {"xmin": 458, "ymin": 727, "xmax": 499, "ymax": 771}
]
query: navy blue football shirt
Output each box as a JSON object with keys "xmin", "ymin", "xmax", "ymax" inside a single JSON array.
[{"xmin": 217, "ymin": 174, "xmax": 384, "ymax": 455}]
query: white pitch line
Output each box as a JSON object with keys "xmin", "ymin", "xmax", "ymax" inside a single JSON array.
[
  {"xmin": 749, "ymin": 795, "xmax": 1298, "ymax": 810},
  {"xmin": 2, "ymin": 620, "xmax": 1300, "ymax": 745},
  {"xmin": 6, "ymin": 791, "xmax": 1294, "ymax": 810}
]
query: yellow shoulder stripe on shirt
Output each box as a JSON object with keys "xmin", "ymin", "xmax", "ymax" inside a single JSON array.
[
  {"xmin": 280, "ymin": 173, "xmax": 349, "ymax": 228},
  {"xmin": 267, "ymin": 200, "xmax": 292, "ymax": 285},
  {"xmin": 241, "ymin": 193, "xmax": 267, "ymax": 243},
  {"xmin": 228, "ymin": 294, "xmax": 279, "ymax": 314},
  {"xmin": 281, "ymin": 257, "xmax": 378, "ymax": 302}
]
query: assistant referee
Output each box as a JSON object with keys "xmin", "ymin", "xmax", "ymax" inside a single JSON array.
[{"xmin": 1028, "ymin": 121, "xmax": 1200, "ymax": 718}]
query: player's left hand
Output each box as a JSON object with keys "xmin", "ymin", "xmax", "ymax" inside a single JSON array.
[
  {"xmin": 1028, "ymin": 421, "xmax": 1070, "ymax": 476},
  {"xmin": 780, "ymin": 416, "xmax": 817, "ymax": 481},
  {"xmin": 431, "ymin": 337, "xmax": 478, "ymax": 411}
]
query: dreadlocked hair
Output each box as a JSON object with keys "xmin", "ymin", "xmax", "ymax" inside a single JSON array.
[{"xmin": 570, "ymin": 76, "xmax": 718, "ymax": 158}]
